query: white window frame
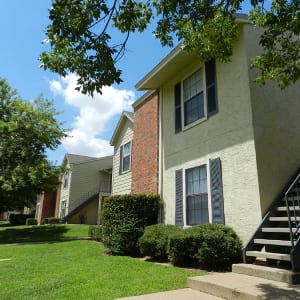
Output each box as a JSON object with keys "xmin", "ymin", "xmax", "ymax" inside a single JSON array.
[
  {"xmin": 181, "ymin": 66, "xmax": 208, "ymax": 131},
  {"xmin": 182, "ymin": 160, "xmax": 212, "ymax": 227},
  {"xmin": 121, "ymin": 141, "xmax": 132, "ymax": 174}
]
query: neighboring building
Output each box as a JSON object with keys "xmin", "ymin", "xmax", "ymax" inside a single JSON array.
[
  {"xmin": 35, "ymin": 190, "xmax": 60, "ymax": 224},
  {"xmin": 58, "ymin": 154, "xmax": 113, "ymax": 224},
  {"xmin": 110, "ymin": 111, "xmax": 134, "ymax": 195},
  {"xmin": 135, "ymin": 13, "xmax": 300, "ymax": 253}
]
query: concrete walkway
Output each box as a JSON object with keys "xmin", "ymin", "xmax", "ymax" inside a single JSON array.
[
  {"xmin": 116, "ymin": 288, "xmax": 223, "ymax": 300},
  {"xmin": 117, "ymin": 264, "xmax": 300, "ymax": 300}
]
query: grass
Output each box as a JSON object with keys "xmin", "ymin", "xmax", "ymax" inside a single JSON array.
[
  {"xmin": 0, "ymin": 224, "xmax": 89, "ymax": 244},
  {"xmin": 0, "ymin": 226, "xmax": 205, "ymax": 299}
]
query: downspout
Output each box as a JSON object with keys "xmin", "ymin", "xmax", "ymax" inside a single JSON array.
[{"xmin": 158, "ymin": 87, "xmax": 163, "ymax": 223}]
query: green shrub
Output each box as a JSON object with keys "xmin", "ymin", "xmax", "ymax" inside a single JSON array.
[
  {"xmin": 25, "ymin": 218, "xmax": 38, "ymax": 226},
  {"xmin": 102, "ymin": 194, "xmax": 161, "ymax": 255},
  {"xmin": 195, "ymin": 223, "xmax": 243, "ymax": 271},
  {"xmin": 41, "ymin": 217, "xmax": 61, "ymax": 225},
  {"xmin": 168, "ymin": 227, "xmax": 203, "ymax": 267},
  {"xmin": 139, "ymin": 224, "xmax": 182, "ymax": 259},
  {"xmin": 9, "ymin": 214, "xmax": 35, "ymax": 226},
  {"xmin": 88, "ymin": 225, "xmax": 104, "ymax": 241},
  {"xmin": 168, "ymin": 224, "xmax": 242, "ymax": 271}
]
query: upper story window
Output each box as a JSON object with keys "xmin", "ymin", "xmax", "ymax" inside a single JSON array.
[
  {"xmin": 120, "ymin": 141, "xmax": 132, "ymax": 174},
  {"xmin": 175, "ymin": 59, "xmax": 217, "ymax": 133},
  {"xmin": 62, "ymin": 171, "xmax": 69, "ymax": 189}
]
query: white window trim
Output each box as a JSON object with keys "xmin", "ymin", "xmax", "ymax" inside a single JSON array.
[
  {"xmin": 120, "ymin": 140, "xmax": 132, "ymax": 174},
  {"xmin": 181, "ymin": 66, "xmax": 208, "ymax": 132},
  {"xmin": 182, "ymin": 159, "xmax": 212, "ymax": 227}
]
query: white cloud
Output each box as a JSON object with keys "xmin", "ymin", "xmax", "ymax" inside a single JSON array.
[{"xmin": 50, "ymin": 74, "xmax": 135, "ymax": 157}]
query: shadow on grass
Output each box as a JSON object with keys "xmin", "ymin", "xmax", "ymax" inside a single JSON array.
[{"xmin": 0, "ymin": 225, "xmax": 70, "ymax": 244}]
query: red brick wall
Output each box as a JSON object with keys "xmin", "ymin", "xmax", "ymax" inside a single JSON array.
[{"xmin": 131, "ymin": 92, "xmax": 159, "ymax": 194}]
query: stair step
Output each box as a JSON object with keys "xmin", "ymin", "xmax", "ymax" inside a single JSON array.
[
  {"xmin": 269, "ymin": 216, "xmax": 300, "ymax": 222},
  {"xmin": 246, "ymin": 251, "xmax": 291, "ymax": 261},
  {"xmin": 188, "ymin": 272, "xmax": 300, "ymax": 300},
  {"xmin": 254, "ymin": 238, "xmax": 292, "ymax": 246},
  {"xmin": 232, "ymin": 263, "xmax": 300, "ymax": 284},
  {"xmin": 262, "ymin": 227, "xmax": 297, "ymax": 233},
  {"xmin": 277, "ymin": 206, "xmax": 300, "ymax": 211}
]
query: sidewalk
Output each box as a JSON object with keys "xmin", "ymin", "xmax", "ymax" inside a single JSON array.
[
  {"xmin": 116, "ymin": 288, "xmax": 223, "ymax": 300},
  {"xmin": 117, "ymin": 267, "xmax": 300, "ymax": 300}
]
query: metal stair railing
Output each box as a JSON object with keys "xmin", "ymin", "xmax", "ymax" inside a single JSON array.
[{"xmin": 285, "ymin": 172, "xmax": 300, "ymax": 248}]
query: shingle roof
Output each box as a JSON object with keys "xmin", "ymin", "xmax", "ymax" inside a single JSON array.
[{"xmin": 65, "ymin": 153, "xmax": 113, "ymax": 166}]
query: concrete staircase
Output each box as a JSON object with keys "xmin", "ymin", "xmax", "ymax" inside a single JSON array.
[
  {"xmin": 243, "ymin": 170, "xmax": 300, "ymax": 272},
  {"xmin": 187, "ymin": 263, "xmax": 300, "ymax": 299}
]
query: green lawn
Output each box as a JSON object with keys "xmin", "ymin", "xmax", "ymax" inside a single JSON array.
[
  {"xmin": 0, "ymin": 224, "xmax": 90, "ymax": 244},
  {"xmin": 0, "ymin": 226, "xmax": 204, "ymax": 300}
]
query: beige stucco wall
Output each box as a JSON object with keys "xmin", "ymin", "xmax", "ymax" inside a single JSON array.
[
  {"xmin": 160, "ymin": 24, "xmax": 263, "ymax": 243},
  {"xmin": 242, "ymin": 25, "xmax": 300, "ymax": 214},
  {"xmin": 111, "ymin": 118, "xmax": 133, "ymax": 195}
]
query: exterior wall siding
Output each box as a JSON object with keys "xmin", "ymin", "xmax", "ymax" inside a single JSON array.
[
  {"xmin": 132, "ymin": 92, "xmax": 159, "ymax": 194},
  {"xmin": 68, "ymin": 159, "xmax": 111, "ymax": 212},
  {"xmin": 59, "ymin": 161, "xmax": 71, "ymax": 217},
  {"xmin": 160, "ymin": 25, "xmax": 263, "ymax": 243},
  {"xmin": 57, "ymin": 156, "xmax": 112, "ymax": 222},
  {"xmin": 111, "ymin": 118, "xmax": 133, "ymax": 195}
]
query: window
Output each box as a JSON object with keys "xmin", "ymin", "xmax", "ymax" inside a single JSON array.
[
  {"xmin": 186, "ymin": 165, "xmax": 208, "ymax": 225},
  {"xmin": 60, "ymin": 201, "xmax": 66, "ymax": 218},
  {"xmin": 174, "ymin": 59, "xmax": 217, "ymax": 132},
  {"xmin": 120, "ymin": 141, "xmax": 132, "ymax": 173},
  {"xmin": 183, "ymin": 69, "xmax": 205, "ymax": 126},
  {"xmin": 175, "ymin": 158, "xmax": 225, "ymax": 227},
  {"xmin": 62, "ymin": 171, "xmax": 69, "ymax": 189}
]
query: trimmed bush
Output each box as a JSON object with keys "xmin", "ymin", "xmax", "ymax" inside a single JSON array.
[
  {"xmin": 168, "ymin": 227, "xmax": 202, "ymax": 267},
  {"xmin": 88, "ymin": 225, "xmax": 104, "ymax": 241},
  {"xmin": 168, "ymin": 224, "xmax": 242, "ymax": 271},
  {"xmin": 102, "ymin": 194, "xmax": 161, "ymax": 255},
  {"xmin": 41, "ymin": 217, "xmax": 61, "ymax": 225},
  {"xmin": 139, "ymin": 224, "xmax": 182, "ymax": 260},
  {"xmin": 9, "ymin": 214, "xmax": 35, "ymax": 226},
  {"xmin": 195, "ymin": 223, "xmax": 243, "ymax": 271},
  {"xmin": 25, "ymin": 218, "xmax": 38, "ymax": 226}
]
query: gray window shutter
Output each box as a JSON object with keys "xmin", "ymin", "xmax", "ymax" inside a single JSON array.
[
  {"xmin": 174, "ymin": 83, "xmax": 182, "ymax": 133},
  {"xmin": 119, "ymin": 145, "xmax": 123, "ymax": 175},
  {"xmin": 175, "ymin": 169, "xmax": 183, "ymax": 226},
  {"xmin": 209, "ymin": 158, "xmax": 225, "ymax": 224},
  {"xmin": 205, "ymin": 59, "xmax": 217, "ymax": 115}
]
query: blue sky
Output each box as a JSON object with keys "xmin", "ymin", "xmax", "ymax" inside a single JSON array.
[{"xmin": 0, "ymin": 1, "xmax": 254, "ymax": 166}]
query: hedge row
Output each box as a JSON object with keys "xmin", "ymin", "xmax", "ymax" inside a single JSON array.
[
  {"xmin": 41, "ymin": 217, "xmax": 61, "ymax": 225},
  {"xmin": 25, "ymin": 218, "xmax": 38, "ymax": 225},
  {"xmin": 88, "ymin": 225, "xmax": 104, "ymax": 242},
  {"xmin": 139, "ymin": 223, "xmax": 243, "ymax": 271},
  {"xmin": 101, "ymin": 194, "xmax": 161, "ymax": 255},
  {"xmin": 9, "ymin": 214, "xmax": 35, "ymax": 226}
]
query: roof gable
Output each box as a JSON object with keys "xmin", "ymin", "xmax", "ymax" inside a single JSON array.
[
  {"xmin": 110, "ymin": 111, "xmax": 134, "ymax": 145},
  {"xmin": 135, "ymin": 14, "xmax": 250, "ymax": 91}
]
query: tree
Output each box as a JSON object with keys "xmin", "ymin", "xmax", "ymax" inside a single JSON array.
[
  {"xmin": 0, "ymin": 79, "xmax": 67, "ymax": 211},
  {"xmin": 40, "ymin": 0, "xmax": 299, "ymax": 96}
]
